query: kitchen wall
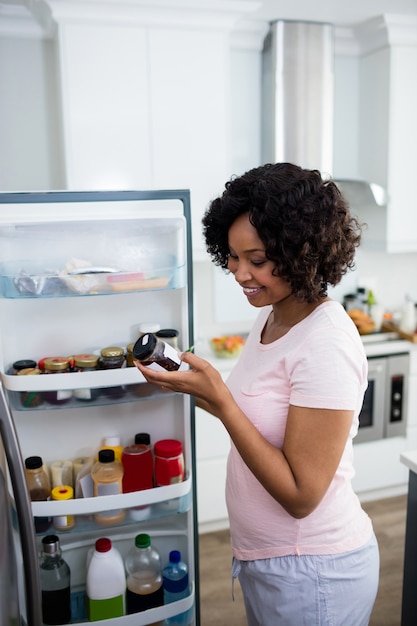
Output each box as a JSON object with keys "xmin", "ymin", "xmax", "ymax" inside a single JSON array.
[{"xmin": 1, "ymin": 10, "xmax": 417, "ymax": 337}]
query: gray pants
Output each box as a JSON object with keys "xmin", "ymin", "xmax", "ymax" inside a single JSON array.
[{"xmin": 232, "ymin": 533, "xmax": 379, "ymax": 626}]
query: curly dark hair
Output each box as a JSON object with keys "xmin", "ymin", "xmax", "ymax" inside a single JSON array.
[{"xmin": 202, "ymin": 162, "xmax": 363, "ymax": 303}]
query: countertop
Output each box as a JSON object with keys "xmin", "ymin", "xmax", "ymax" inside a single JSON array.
[{"xmin": 400, "ymin": 451, "xmax": 417, "ymax": 474}]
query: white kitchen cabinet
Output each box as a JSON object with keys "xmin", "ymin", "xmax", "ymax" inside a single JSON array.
[{"xmin": 357, "ymin": 17, "xmax": 417, "ymax": 253}]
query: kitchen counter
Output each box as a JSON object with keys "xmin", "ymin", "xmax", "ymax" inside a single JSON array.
[{"xmin": 400, "ymin": 451, "xmax": 417, "ymax": 625}]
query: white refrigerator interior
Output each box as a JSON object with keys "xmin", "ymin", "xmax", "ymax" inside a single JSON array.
[{"xmin": 0, "ymin": 189, "xmax": 199, "ymax": 626}]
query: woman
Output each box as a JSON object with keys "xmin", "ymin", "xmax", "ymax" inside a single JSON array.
[{"xmin": 135, "ymin": 163, "xmax": 380, "ymax": 626}]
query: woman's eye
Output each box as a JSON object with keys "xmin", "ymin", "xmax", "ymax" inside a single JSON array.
[{"xmin": 251, "ymin": 259, "xmax": 266, "ymax": 266}]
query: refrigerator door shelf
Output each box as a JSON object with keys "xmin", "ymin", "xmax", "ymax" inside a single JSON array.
[
  {"xmin": 2, "ymin": 363, "xmax": 190, "ymax": 392},
  {"xmin": 31, "ymin": 476, "xmax": 192, "ymax": 517},
  {"xmin": 76, "ymin": 584, "xmax": 195, "ymax": 626}
]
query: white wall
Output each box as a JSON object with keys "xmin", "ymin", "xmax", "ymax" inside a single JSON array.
[{"xmin": 0, "ymin": 36, "xmax": 65, "ymax": 191}]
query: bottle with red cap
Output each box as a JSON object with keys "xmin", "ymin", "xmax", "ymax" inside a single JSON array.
[
  {"xmin": 86, "ymin": 537, "xmax": 125, "ymax": 621},
  {"xmin": 154, "ymin": 439, "xmax": 185, "ymax": 486}
]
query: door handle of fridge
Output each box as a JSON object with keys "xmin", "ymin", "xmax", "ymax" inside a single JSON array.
[{"xmin": 0, "ymin": 382, "xmax": 43, "ymax": 626}]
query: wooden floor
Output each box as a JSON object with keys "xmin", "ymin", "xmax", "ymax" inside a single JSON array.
[{"xmin": 198, "ymin": 495, "xmax": 407, "ymax": 626}]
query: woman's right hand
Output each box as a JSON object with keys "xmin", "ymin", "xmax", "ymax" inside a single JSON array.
[{"xmin": 134, "ymin": 351, "xmax": 233, "ymax": 418}]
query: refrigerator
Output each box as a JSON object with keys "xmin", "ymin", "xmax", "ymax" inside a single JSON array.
[{"xmin": 0, "ymin": 189, "xmax": 199, "ymax": 626}]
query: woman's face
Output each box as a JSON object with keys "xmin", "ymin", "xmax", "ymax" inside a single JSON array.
[{"xmin": 227, "ymin": 213, "xmax": 292, "ymax": 308}]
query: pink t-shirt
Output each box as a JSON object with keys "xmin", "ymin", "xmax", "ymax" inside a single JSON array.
[{"xmin": 226, "ymin": 301, "xmax": 373, "ymax": 560}]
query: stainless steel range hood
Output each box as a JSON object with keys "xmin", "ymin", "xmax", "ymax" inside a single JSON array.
[{"xmin": 261, "ymin": 20, "xmax": 386, "ymax": 208}]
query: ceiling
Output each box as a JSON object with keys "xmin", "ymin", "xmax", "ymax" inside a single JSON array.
[
  {"xmin": 250, "ymin": 0, "xmax": 417, "ymax": 27},
  {"xmin": 1, "ymin": 0, "xmax": 417, "ymax": 28}
]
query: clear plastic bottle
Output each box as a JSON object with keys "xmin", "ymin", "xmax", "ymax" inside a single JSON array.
[
  {"xmin": 24, "ymin": 455, "xmax": 51, "ymax": 533},
  {"xmin": 86, "ymin": 537, "xmax": 125, "ymax": 621},
  {"xmin": 125, "ymin": 533, "xmax": 164, "ymax": 620},
  {"xmin": 39, "ymin": 534, "xmax": 71, "ymax": 625},
  {"xmin": 91, "ymin": 449, "xmax": 125, "ymax": 526},
  {"xmin": 163, "ymin": 550, "xmax": 190, "ymax": 625}
]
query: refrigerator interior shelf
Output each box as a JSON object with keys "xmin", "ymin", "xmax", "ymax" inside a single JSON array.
[
  {"xmin": 31, "ymin": 475, "xmax": 192, "ymax": 517},
  {"xmin": 0, "ymin": 264, "xmax": 187, "ymax": 298}
]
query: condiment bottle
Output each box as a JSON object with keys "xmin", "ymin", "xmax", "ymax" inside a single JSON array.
[
  {"xmin": 39, "ymin": 534, "xmax": 71, "ymax": 625},
  {"xmin": 72, "ymin": 353, "xmax": 100, "ymax": 402},
  {"xmin": 51, "ymin": 486, "xmax": 75, "ymax": 531},
  {"xmin": 100, "ymin": 435, "xmax": 123, "ymax": 463},
  {"xmin": 86, "ymin": 537, "xmax": 125, "ymax": 621},
  {"xmin": 125, "ymin": 533, "xmax": 164, "ymax": 618},
  {"xmin": 42, "ymin": 357, "xmax": 72, "ymax": 405},
  {"xmin": 126, "ymin": 343, "xmax": 135, "ymax": 367},
  {"xmin": 98, "ymin": 346, "xmax": 125, "ymax": 398},
  {"xmin": 122, "ymin": 432, "xmax": 154, "ymax": 493},
  {"xmin": 50, "ymin": 460, "xmax": 73, "ymax": 489},
  {"xmin": 24, "ymin": 455, "xmax": 51, "ymax": 533},
  {"xmin": 16, "ymin": 366, "xmax": 43, "ymax": 408},
  {"xmin": 156, "ymin": 329, "xmax": 180, "ymax": 350},
  {"xmin": 133, "ymin": 333, "xmax": 181, "ymax": 371},
  {"xmin": 91, "ymin": 449, "xmax": 125, "ymax": 526},
  {"xmin": 154, "ymin": 439, "xmax": 185, "ymax": 486}
]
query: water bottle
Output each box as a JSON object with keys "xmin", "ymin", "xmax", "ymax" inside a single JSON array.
[
  {"xmin": 125, "ymin": 533, "xmax": 164, "ymax": 616},
  {"xmin": 86, "ymin": 537, "xmax": 125, "ymax": 621},
  {"xmin": 163, "ymin": 550, "xmax": 189, "ymax": 625},
  {"xmin": 39, "ymin": 535, "xmax": 71, "ymax": 625}
]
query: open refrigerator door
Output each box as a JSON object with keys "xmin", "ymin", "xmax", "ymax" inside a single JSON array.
[{"xmin": 0, "ymin": 189, "xmax": 199, "ymax": 626}]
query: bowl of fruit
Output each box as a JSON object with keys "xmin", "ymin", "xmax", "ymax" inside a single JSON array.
[{"xmin": 210, "ymin": 335, "xmax": 246, "ymax": 358}]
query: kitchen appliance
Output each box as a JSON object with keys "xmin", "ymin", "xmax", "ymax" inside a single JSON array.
[
  {"xmin": 0, "ymin": 189, "xmax": 199, "ymax": 626},
  {"xmin": 261, "ymin": 19, "xmax": 386, "ymax": 208},
  {"xmin": 356, "ymin": 348, "xmax": 410, "ymax": 444}
]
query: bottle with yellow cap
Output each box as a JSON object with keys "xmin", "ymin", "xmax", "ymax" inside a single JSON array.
[{"xmin": 51, "ymin": 485, "xmax": 75, "ymax": 531}]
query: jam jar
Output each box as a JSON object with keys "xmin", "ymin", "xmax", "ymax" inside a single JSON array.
[
  {"xmin": 43, "ymin": 357, "xmax": 72, "ymax": 405},
  {"xmin": 16, "ymin": 367, "xmax": 43, "ymax": 408},
  {"xmin": 98, "ymin": 346, "xmax": 126, "ymax": 398},
  {"xmin": 72, "ymin": 353, "xmax": 100, "ymax": 402}
]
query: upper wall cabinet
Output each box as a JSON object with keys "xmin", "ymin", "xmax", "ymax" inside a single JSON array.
[{"xmin": 356, "ymin": 17, "xmax": 417, "ymax": 253}]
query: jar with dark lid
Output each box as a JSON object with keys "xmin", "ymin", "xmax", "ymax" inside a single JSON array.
[
  {"xmin": 133, "ymin": 333, "xmax": 181, "ymax": 372},
  {"xmin": 126, "ymin": 343, "xmax": 135, "ymax": 368},
  {"xmin": 12, "ymin": 359, "xmax": 37, "ymax": 374},
  {"xmin": 43, "ymin": 357, "xmax": 72, "ymax": 405},
  {"xmin": 17, "ymin": 367, "xmax": 43, "ymax": 408},
  {"xmin": 72, "ymin": 354, "xmax": 100, "ymax": 402},
  {"xmin": 99, "ymin": 346, "xmax": 125, "ymax": 398},
  {"xmin": 24, "ymin": 455, "xmax": 51, "ymax": 533},
  {"xmin": 155, "ymin": 329, "xmax": 179, "ymax": 350}
]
